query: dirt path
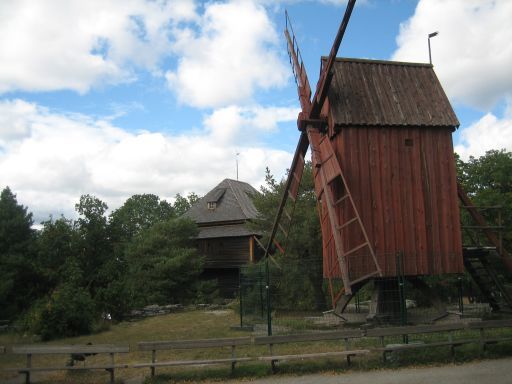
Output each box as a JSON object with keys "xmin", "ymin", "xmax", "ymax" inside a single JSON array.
[{"xmin": 225, "ymin": 357, "xmax": 512, "ymax": 384}]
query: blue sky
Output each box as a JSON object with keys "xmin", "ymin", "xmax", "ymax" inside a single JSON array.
[{"xmin": 0, "ymin": 0, "xmax": 511, "ymax": 223}]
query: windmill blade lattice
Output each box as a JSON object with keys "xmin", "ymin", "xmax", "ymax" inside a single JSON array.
[{"xmin": 266, "ymin": 0, "xmax": 383, "ymax": 314}]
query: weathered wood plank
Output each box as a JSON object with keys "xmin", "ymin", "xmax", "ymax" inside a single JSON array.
[
  {"xmin": 12, "ymin": 344, "xmax": 129, "ymax": 354},
  {"xmin": 138, "ymin": 337, "xmax": 251, "ymax": 351},
  {"xmin": 253, "ymin": 330, "xmax": 362, "ymax": 345},
  {"xmin": 5, "ymin": 364, "xmax": 129, "ymax": 372},
  {"xmin": 258, "ymin": 349, "xmax": 369, "ymax": 362},
  {"xmin": 377, "ymin": 335, "xmax": 512, "ymax": 363},
  {"xmin": 467, "ymin": 319, "xmax": 512, "ymax": 329},
  {"xmin": 133, "ymin": 357, "xmax": 253, "ymax": 368},
  {"xmin": 480, "ymin": 337, "xmax": 512, "ymax": 345},
  {"xmin": 365, "ymin": 323, "xmax": 464, "ymax": 337},
  {"xmin": 378, "ymin": 340, "xmax": 473, "ymax": 352}
]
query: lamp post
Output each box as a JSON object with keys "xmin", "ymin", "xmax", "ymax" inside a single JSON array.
[
  {"xmin": 428, "ymin": 31, "xmax": 439, "ymax": 65},
  {"xmin": 235, "ymin": 152, "xmax": 240, "ymax": 180}
]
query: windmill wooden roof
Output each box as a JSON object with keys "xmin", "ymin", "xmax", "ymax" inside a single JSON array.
[
  {"xmin": 324, "ymin": 58, "xmax": 460, "ymax": 128},
  {"xmin": 184, "ymin": 178, "xmax": 259, "ymax": 227}
]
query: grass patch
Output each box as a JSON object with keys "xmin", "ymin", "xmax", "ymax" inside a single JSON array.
[{"xmin": 0, "ymin": 308, "xmax": 247, "ymax": 383}]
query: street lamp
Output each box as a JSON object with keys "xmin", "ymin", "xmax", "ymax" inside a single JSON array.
[
  {"xmin": 235, "ymin": 152, "xmax": 240, "ymax": 180},
  {"xmin": 428, "ymin": 31, "xmax": 439, "ymax": 65}
]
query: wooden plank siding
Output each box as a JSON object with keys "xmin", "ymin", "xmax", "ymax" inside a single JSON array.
[
  {"xmin": 321, "ymin": 126, "xmax": 463, "ymax": 278},
  {"xmin": 185, "ymin": 179, "xmax": 261, "ymax": 296},
  {"xmin": 316, "ymin": 58, "xmax": 463, "ymax": 279},
  {"xmin": 198, "ymin": 236, "xmax": 252, "ymax": 269}
]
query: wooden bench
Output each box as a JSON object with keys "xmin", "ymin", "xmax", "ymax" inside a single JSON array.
[
  {"xmin": 6, "ymin": 344, "xmax": 129, "ymax": 384},
  {"xmin": 134, "ymin": 337, "xmax": 253, "ymax": 377},
  {"xmin": 366, "ymin": 323, "xmax": 468, "ymax": 361},
  {"xmin": 366, "ymin": 320, "xmax": 512, "ymax": 361},
  {"xmin": 467, "ymin": 319, "xmax": 512, "ymax": 353},
  {"xmin": 253, "ymin": 329, "xmax": 369, "ymax": 372}
]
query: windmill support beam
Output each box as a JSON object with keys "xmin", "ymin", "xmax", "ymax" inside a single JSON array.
[
  {"xmin": 307, "ymin": 126, "xmax": 352, "ymax": 294},
  {"xmin": 297, "ymin": 117, "xmax": 327, "ymax": 132},
  {"xmin": 457, "ymin": 182, "xmax": 512, "ymax": 271}
]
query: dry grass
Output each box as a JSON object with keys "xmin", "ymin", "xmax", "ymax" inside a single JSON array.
[{"xmin": 0, "ymin": 308, "xmax": 248, "ymax": 383}]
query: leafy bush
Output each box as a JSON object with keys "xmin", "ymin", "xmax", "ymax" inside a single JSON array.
[
  {"xmin": 36, "ymin": 284, "xmax": 95, "ymax": 340},
  {"xmin": 194, "ymin": 279, "xmax": 221, "ymax": 304},
  {"xmin": 94, "ymin": 278, "xmax": 131, "ymax": 321}
]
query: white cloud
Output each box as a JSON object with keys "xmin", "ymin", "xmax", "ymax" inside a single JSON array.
[
  {"xmin": 203, "ymin": 105, "xmax": 300, "ymax": 144},
  {"xmin": 0, "ymin": 0, "xmax": 196, "ymax": 94},
  {"xmin": 0, "ymin": 0, "xmax": 291, "ymax": 108},
  {"xmin": 0, "ymin": 99, "xmax": 294, "ymax": 223},
  {"xmin": 165, "ymin": 1, "xmax": 289, "ymax": 108},
  {"xmin": 392, "ymin": 0, "xmax": 512, "ymax": 110},
  {"xmin": 455, "ymin": 102, "xmax": 512, "ymax": 160},
  {"xmin": 0, "ymin": 99, "xmax": 36, "ymax": 145}
]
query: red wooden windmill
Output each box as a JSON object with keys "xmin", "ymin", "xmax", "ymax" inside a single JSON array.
[{"xmin": 264, "ymin": 0, "xmax": 512, "ymax": 316}]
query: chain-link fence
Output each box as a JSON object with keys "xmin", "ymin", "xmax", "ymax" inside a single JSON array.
[
  {"xmin": 239, "ymin": 263, "xmax": 268, "ymax": 328},
  {"xmin": 238, "ymin": 250, "xmax": 508, "ymax": 335}
]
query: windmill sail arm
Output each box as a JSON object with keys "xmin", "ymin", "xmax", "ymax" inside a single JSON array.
[
  {"xmin": 310, "ymin": 0, "xmax": 356, "ymax": 118},
  {"xmin": 284, "ymin": 15, "xmax": 312, "ymax": 115},
  {"xmin": 263, "ymin": 132, "xmax": 309, "ymax": 258}
]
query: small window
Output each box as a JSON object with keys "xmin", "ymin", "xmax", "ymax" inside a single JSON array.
[
  {"xmin": 207, "ymin": 202, "xmax": 216, "ymax": 210},
  {"xmin": 405, "ymin": 138, "xmax": 413, "ymax": 147}
]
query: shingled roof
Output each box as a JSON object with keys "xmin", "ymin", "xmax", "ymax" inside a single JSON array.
[
  {"xmin": 325, "ymin": 58, "xmax": 460, "ymax": 128},
  {"xmin": 184, "ymin": 179, "xmax": 259, "ymax": 226}
]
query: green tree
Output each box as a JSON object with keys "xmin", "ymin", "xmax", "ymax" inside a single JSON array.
[
  {"xmin": 174, "ymin": 192, "xmax": 200, "ymax": 216},
  {"xmin": 36, "ymin": 217, "xmax": 78, "ymax": 291},
  {"xmin": 0, "ymin": 187, "xmax": 34, "ymax": 255},
  {"xmin": 109, "ymin": 194, "xmax": 175, "ymax": 246},
  {"xmin": 35, "ymin": 258, "xmax": 95, "ymax": 340},
  {"xmin": 73, "ymin": 194, "xmax": 129, "ymax": 321},
  {"xmin": 457, "ymin": 150, "xmax": 512, "ymax": 250},
  {"xmin": 105, "ymin": 194, "xmax": 177, "ymax": 319},
  {"xmin": 93, "ymin": 260, "xmax": 130, "ymax": 321},
  {"xmin": 125, "ymin": 218, "xmax": 201, "ymax": 306},
  {"xmin": 0, "ymin": 187, "xmax": 40, "ymax": 319},
  {"xmin": 250, "ymin": 163, "xmax": 326, "ymax": 311},
  {"xmin": 75, "ymin": 195, "xmax": 112, "ymax": 293}
]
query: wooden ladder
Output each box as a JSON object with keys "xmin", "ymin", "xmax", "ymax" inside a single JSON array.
[
  {"xmin": 463, "ymin": 247, "xmax": 512, "ymax": 312},
  {"xmin": 307, "ymin": 128, "xmax": 381, "ymax": 312}
]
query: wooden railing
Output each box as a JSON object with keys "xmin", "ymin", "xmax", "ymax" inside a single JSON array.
[
  {"xmin": 4, "ymin": 344, "xmax": 129, "ymax": 384},
  {"xmin": 2, "ymin": 319, "xmax": 512, "ymax": 383}
]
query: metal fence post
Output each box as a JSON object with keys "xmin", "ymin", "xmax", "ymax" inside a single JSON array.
[
  {"xmin": 239, "ymin": 268, "xmax": 243, "ymax": 328},
  {"xmin": 396, "ymin": 251, "xmax": 407, "ymax": 342},
  {"xmin": 266, "ymin": 256, "xmax": 272, "ymax": 336},
  {"xmin": 458, "ymin": 275, "xmax": 464, "ymax": 315}
]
